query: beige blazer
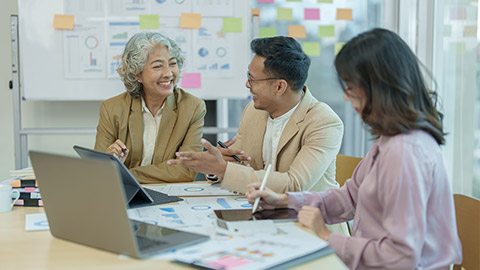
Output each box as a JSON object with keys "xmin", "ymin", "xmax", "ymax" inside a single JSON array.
[
  {"xmin": 222, "ymin": 87, "xmax": 344, "ymax": 194},
  {"xmin": 94, "ymin": 88, "xmax": 206, "ymax": 184}
]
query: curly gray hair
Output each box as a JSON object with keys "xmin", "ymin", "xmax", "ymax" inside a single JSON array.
[{"xmin": 117, "ymin": 32, "xmax": 185, "ymax": 98}]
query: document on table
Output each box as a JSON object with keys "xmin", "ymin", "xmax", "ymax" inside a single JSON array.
[
  {"xmin": 25, "ymin": 213, "xmax": 49, "ymax": 231},
  {"xmin": 146, "ymin": 183, "xmax": 235, "ymax": 196}
]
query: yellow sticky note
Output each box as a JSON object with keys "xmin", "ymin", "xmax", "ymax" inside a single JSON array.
[
  {"xmin": 317, "ymin": 0, "xmax": 333, "ymax": 3},
  {"xmin": 334, "ymin": 42, "xmax": 346, "ymax": 55},
  {"xmin": 223, "ymin": 18, "xmax": 242, "ymax": 33},
  {"xmin": 464, "ymin": 25, "xmax": 477, "ymax": 37},
  {"xmin": 337, "ymin": 8, "xmax": 353, "ymax": 21},
  {"xmin": 180, "ymin": 13, "xmax": 201, "ymax": 29},
  {"xmin": 259, "ymin": 27, "xmax": 277, "ymax": 38},
  {"xmin": 288, "ymin": 25, "xmax": 306, "ymax": 38},
  {"xmin": 303, "ymin": 42, "xmax": 321, "ymax": 56},
  {"xmin": 277, "ymin": 8, "xmax": 293, "ymax": 20},
  {"xmin": 139, "ymin": 14, "xmax": 159, "ymax": 29},
  {"xmin": 53, "ymin": 14, "xmax": 74, "ymax": 30},
  {"xmin": 318, "ymin": 25, "xmax": 335, "ymax": 37},
  {"xmin": 252, "ymin": 8, "xmax": 261, "ymax": 17}
]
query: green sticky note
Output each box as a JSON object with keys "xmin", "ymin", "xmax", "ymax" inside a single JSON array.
[
  {"xmin": 303, "ymin": 42, "xmax": 321, "ymax": 56},
  {"xmin": 317, "ymin": 0, "xmax": 333, "ymax": 3},
  {"xmin": 259, "ymin": 27, "xmax": 277, "ymax": 38},
  {"xmin": 450, "ymin": 42, "xmax": 466, "ymax": 55},
  {"xmin": 334, "ymin": 42, "xmax": 346, "ymax": 55},
  {"xmin": 139, "ymin": 14, "xmax": 159, "ymax": 29},
  {"xmin": 277, "ymin": 8, "xmax": 293, "ymax": 20},
  {"xmin": 319, "ymin": 25, "xmax": 335, "ymax": 37},
  {"xmin": 222, "ymin": 17, "xmax": 242, "ymax": 33}
]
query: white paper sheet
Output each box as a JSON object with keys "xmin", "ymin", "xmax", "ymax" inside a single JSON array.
[
  {"xmin": 25, "ymin": 213, "xmax": 49, "ymax": 231},
  {"xmin": 147, "ymin": 183, "xmax": 235, "ymax": 196}
]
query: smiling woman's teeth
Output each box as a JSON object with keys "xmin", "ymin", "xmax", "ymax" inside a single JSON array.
[{"xmin": 159, "ymin": 81, "xmax": 171, "ymax": 86}]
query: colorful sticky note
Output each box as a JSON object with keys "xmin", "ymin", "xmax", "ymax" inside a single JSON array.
[
  {"xmin": 288, "ymin": 25, "xmax": 306, "ymax": 38},
  {"xmin": 223, "ymin": 18, "xmax": 242, "ymax": 33},
  {"xmin": 334, "ymin": 42, "xmax": 346, "ymax": 55},
  {"xmin": 181, "ymin": 73, "xmax": 202, "ymax": 88},
  {"xmin": 444, "ymin": 24, "xmax": 452, "ymax": 37},
  {"xmin": 450, "ymin": 42, "xmax": 466, "ymax": 55},
  {"xmin": 53, "ymin": 14, "xmax": 74, "ymax": 30},
  {"xmin": 318, "ymin": 25, "xmax": 335, "ymax": 37},
  {"xmin": 337, "ymin": 8, "xmax": 353, "ymax": 21},
  {"xmin": 139, "ymin": 14, "xmax": 159, "ymax": 29},
  {"xmin": 450, "ymin": 7, "xmax": 467, "ymax": 20},
  {"xmin": 304, "ymin": 8, "xmax": 320, "ymax": 20},
  {"xmin": 277, "ymin": 8, "xmax": 293, "ymax": 20},
  {"xmin": 259, "ymin": 27, "xmax": 277, "ymax": 38},
  {"xmin": 317, "ymin": 0, "xmax": 333, "ymax": 2},
  {"xmin": 258, "ymin": 0, "xmax": 274, "ymax": 3},
  {"xmin": 252, "ymin": 8, "xmax": 261, "ymax": 21},
  {"xmin": 303, "ymin": 42, "xmax": 321, "ymax": 56},
  {"xmin": 180, "ymin": 13, "xmax": 201, "ymax": 29},
  {"xmin": 287, "ymin": 0, "xmax": 302, "ymax": 1}
]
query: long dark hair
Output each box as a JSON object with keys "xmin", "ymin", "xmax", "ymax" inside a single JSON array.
[{"xmin": 335, "ymin": 28, "xmax": 445, "ymax": 144}]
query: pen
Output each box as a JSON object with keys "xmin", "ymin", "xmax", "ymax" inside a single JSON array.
[
  {"xmin": 251, "ymin": 164, "xmax": 272, "ymax": 214},
  {"xmin": 217, "ymin": 141, "xmax": 242, "ymax": 163}
]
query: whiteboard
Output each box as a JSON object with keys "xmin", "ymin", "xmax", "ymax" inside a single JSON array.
[{"xmin": 18, "ymin": 0, "xmax": 251, "ymax": 101}]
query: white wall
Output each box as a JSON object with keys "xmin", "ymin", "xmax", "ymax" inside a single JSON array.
[{"xmin": 1, "ymin": 0, "xmax": 102, "ymax": 179}]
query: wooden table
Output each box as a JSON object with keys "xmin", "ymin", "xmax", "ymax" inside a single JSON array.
[{"xmin": 0, "ymin": 206, "xmax": 347, "ymax": 270}]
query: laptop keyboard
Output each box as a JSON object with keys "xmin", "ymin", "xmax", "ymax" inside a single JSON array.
[{"xmin": 144, "ymin": 188, "xmax": 183, "ymax": 205}]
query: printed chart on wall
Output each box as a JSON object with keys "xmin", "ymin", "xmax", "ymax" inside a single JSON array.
[{"xmin": 18, "ymin": 0, "xmax": 250, "ymax": 100}]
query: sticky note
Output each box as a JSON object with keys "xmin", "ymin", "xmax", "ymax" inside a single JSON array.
[
  {"xmin": 337, "ymin": 8, "xmax": 353, "ymax": 21},
  {"xmin": 464, "ymin": 25, "xmax": 477, "ymax": 37},
  {"xmin": 450, "ymin": 7, "xmax": 467, "ymax": 20},
  {"xmin": 258, "ymin": 0, "xmax": 274, "ymax": 3},
  {"xmin": 303, "ymin": 42, "xmax": 321, "ymax": 56},
  {"xmin": 288, "ymin": 25, "xmax": 306, "ymax": 38},
  {"xmin": 139, "ymin": 14, "xmax": 159, "ymax": 29},
  {"xmin": 223, "ymin": 18, "xmax": 242, "ymax": 33},
  {"xmin": 318, "ymin": 25, "xmax": 335, "ymax": 37},
  {"xmin": 180, "ymin": 13, "xmax": 201, "ymax": 29},
  {"xmin": 259, "ymin": 27, "xmax": 277, "ymax": 38},
  {"xmin": 305, "ymin": 8, "xmax": 320, "ymax": 20},
  {"xmin": 450, "ymin": 42, "xmax": 466, "ymax": 55},
  {"xmin": 317, "ymin": 0, "xmax": 333, "ymax": 3},
  {"xmin": 277, "ymin": 8, "xmax": 293, "ymax": 20},
  {"xmin": 252, "ymin": 8, "xmax": 261, "ymax": 21},
  {"xmin": 53, "ymin": 14, "xmax": 74, "ymax": 30},
  {"xmin": 181, "ymin": 73, "xmax": 202, "ymax": 88},
  {"xmin": 334, "ymin": 42, "xmax": 346, "ymax": 55},
  {"xmin": 287, "ymin": 0, "xmax": 302, "ymax": 1}
]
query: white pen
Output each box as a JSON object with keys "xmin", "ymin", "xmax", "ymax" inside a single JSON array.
[{"xmin": 251, "ymin": 164, "xmax": 272, "ymax": 214}]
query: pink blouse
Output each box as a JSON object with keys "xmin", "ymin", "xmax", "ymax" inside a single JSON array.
[{"xmin": 288, "ymin": 130, "xmax": 462, "ymax": 269}]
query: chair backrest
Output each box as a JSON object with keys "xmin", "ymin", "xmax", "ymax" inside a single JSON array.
[
  {"xmin": 335, "ymin": 154, "xmax": 362, "ymax": 187},
  {"xmin": 453, "ymin": 194, "xmax": 480, "ymax": 270}
]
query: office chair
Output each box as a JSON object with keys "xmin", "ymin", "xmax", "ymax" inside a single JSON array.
[
  {"xmin": 335, "ymin": 154, "xmax": 362, "ymax": 235},
  {"xmin": 453, "ymin": 194, "xmax": 480, "ymax": 270}
]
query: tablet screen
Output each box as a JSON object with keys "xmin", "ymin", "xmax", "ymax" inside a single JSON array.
[{"xmin": 214, "ymin": 208, "xmax": 298, "ymax": 221}]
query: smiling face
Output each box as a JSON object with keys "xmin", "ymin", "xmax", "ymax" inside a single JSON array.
[
  {"xmin": 136, "ymin": 45, "xmax": 179, "ymax": 101},
  {"xmin": 246, "ymin": 54, "xmax": 279, "ymax": 112},
  {"xmin": 343, "ymin": 82, "xmax": 367, "ymax": 115}
]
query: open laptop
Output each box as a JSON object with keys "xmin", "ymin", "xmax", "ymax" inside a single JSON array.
[
  {"xmin": 73, "ymin": 145, "xmax": 181, "ymax": 208},
  {"xmin": 29, "ymin": 151, "xmax": 209, "ymax": 259}
]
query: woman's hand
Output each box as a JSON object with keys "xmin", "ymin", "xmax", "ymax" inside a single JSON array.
[
  {"xmin": 106, "ymin": 139, "xmax": 129, "ymax": 163},
  {"xmin": 298, "ymin": 206, "xmax": 332, "ymax": 241},
  {"xmin": 245, "ymin": 182, "xmax": 289, "ymax": 209}
]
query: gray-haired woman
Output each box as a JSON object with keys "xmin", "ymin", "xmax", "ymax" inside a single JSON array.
[{"xmin": 94, "ymin": 32, "xmax": 206, "ymax": 183}]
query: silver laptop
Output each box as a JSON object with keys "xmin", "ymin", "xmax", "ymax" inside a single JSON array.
[
  {"xmin": 29, "ymin": 151, "xmax": 209, "ymax": 259},
  {"xmin": 72, "ymin": 145, "xmax": 182, "ymax": 209}
]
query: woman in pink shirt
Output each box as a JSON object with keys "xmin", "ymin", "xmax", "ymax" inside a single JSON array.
[{"xmin": 246, "ymin": 28, "xmax": 462, "ymax": 269}]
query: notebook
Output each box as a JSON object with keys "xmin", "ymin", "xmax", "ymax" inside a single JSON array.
[
  {"xmin": 72, "ymin": 145, "xmax": 181, "ymax": 208},
  {"xmin": 29, "ymin": 151, "xmax": 209, "ymax": 259}
]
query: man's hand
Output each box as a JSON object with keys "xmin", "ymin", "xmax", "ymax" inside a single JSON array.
[
  {"xmin": 167, "ymin": 139, "xmax": 228, "ymax": 177},
  {"xmin": 217, "ymin": 136, "xmax": 250, "ymax": 164}
]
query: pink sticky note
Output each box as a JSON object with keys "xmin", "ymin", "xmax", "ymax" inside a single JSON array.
[
  {"xmin": 181, "ymin": 73, "xmax": 202, "ymax": 88},
  {"xmin": 25, "ymin": 187, "xmax": 35, "ymax": 193},
  {"xmin": 304, "ymin": 8, "xmax": 320, "ymax": 20},
  {"xmin": 258, "ymin": 0, "xmax": 274, "ymax": 3}
]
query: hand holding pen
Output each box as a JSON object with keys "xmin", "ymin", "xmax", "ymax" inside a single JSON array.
[
  {"xmin": 106, "ymin": 139, "xmax": 129, "ymax": 163},
  {"xmin": 216, "ymin": 136, "xmax": 250, "ymax": 164}
]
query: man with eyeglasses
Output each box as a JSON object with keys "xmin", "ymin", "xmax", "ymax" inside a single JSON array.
[{"xmin": 168, "ymin": 37, "xmax": 346, "ymax": 234}]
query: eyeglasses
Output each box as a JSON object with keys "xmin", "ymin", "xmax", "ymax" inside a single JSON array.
[{"xmin": 247, "ymin": 73, "xmax": 283, "ymax": 85}]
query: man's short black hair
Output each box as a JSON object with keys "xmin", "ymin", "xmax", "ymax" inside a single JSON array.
[{"xmin": 250, "ymin": 36, "xmax": 310, "ymax": 91}]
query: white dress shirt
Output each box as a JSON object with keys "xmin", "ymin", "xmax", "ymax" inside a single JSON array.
[
  {"xmin": 262, "ymin": 102, "xmax": 300, "ymax": 167},
  {"xmin": 141, "ymin": 97, "xmax": 164, "ymax": 166}
]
